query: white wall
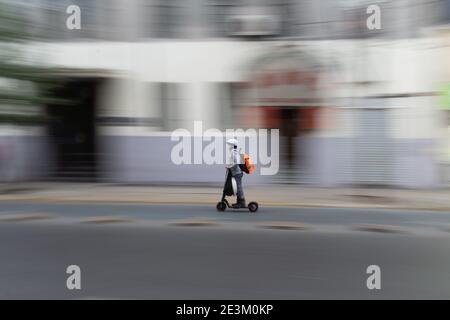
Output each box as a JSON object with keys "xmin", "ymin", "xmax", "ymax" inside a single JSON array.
[{"xmin": 38, "ymin": 39, "xmax": 444, "ymax": 139}]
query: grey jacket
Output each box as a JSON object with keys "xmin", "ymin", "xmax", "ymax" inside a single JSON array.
[{"xmin": 229, "ymin": 148, "xmax": 242, "ymax": 177}]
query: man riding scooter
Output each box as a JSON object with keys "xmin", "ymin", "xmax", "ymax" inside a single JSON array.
[{"xmin": 226, "ymin": 138, "xmax": 246, "ymax": 208}]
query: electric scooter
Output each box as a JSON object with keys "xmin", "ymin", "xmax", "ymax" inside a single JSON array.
[{"xmin": 216, "ymin": 168, "xmax": 258, "ymax": 213}]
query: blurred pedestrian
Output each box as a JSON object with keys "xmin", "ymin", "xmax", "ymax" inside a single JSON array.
[{"xmin": 226, "ymin": 138, "xmax": 246, "ymax": 208}]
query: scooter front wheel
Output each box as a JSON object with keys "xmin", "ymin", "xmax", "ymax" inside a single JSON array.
[
  {"xmin": 248, "ymin": 202, "xmax": 258, "ymax": 213},
  {"xmin": 216, "ymin": 201, "xmax": 227, "ymax": 212}
]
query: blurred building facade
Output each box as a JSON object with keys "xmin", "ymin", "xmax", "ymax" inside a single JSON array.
[{"xmin": 2, "ymin": 0, "xmax": 450, "ymax": 187}]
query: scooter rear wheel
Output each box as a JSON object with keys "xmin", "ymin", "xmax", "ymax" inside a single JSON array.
[
  {"xmin": 248, "ymin": 202, "xmax": 258, "ymax": 213},
  {"xmin": 216, "ymin": 201, "xmax": 227, "ymax": 212}
]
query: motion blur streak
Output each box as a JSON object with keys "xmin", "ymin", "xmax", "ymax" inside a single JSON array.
[
  {"xmin": 1, "ymin": 0, "xmax": 450, "ymax": 300},
  {"xmin": 0, "ymin": 0, "xmax": 448, "ymax": 187}
]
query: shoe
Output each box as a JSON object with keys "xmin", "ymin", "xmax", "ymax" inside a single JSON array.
[{"xmin": 232, "ymin": 198, "xmax": 246, "ymax": 208}]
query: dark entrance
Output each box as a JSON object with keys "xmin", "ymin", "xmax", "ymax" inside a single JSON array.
[
  {"xmin": 262, "ymin": 106, "xmax": 318, "ymax": 183},
  {"xmin": 46, "ymin": 78, "xmax": 100, "ymax": 180},
  {"xmin": 279, "ymin": 108, "xmax": 299, "ymax": 171}
]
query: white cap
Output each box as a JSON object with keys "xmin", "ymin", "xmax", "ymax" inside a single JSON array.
[{"xmin": 226, "ymin": 138, "xmax": 238, "ymax": 147}]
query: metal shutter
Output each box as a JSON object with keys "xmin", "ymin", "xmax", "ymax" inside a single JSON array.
[{"xmin": 353, "ymin": 108, "xmax": 392, "ymax": 185}]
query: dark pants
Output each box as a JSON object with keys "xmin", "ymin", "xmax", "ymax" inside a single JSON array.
[{"xmin": 234, "ymin": 172, "xmax": 245, "ymax": 200}]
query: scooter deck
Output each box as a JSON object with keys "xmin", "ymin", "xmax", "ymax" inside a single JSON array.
[
  {"xmin": 222, "ymin": 199, "xmax": 246, "ymax": 209},
  {"xmin": 217, "ymin": 198, "xmax": 259, "ymax": 212}
]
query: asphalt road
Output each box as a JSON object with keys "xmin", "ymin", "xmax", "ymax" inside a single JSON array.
[
  {"xmin": 1, "ymin": 201, "xmax": 450, "ymax": 299},
  {"xmin": 3, "ymin": 201, "xmax": 450, "ymax": 230}
]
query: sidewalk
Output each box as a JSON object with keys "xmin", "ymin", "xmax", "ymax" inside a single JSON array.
[{"xmin": 1, "ymin": 182, "xmax": 450, "ymax": 211}]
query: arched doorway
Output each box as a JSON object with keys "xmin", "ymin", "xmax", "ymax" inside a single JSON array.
[{"xmin": 236, "ymin": 45, "xmax": 328, "ymax": 183}]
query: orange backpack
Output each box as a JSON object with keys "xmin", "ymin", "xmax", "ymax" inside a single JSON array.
[{"xmin": 243, "ymin": 153, "xmax": 256, "ymax": 174}]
